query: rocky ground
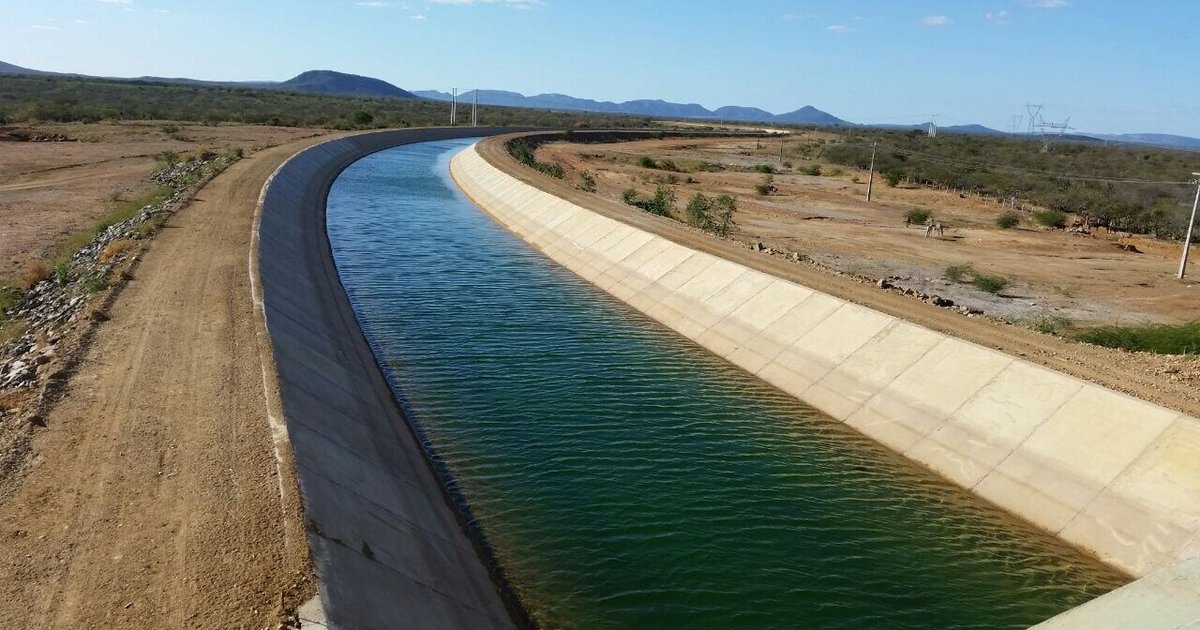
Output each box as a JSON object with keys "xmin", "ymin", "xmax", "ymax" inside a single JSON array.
[{"xmin": 0, "ymin": 154, "xmax": 238, "ymax": 478}]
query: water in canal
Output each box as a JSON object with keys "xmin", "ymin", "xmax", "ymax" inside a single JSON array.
[{"xmin": 326, "ymin": 138, "xmax": 1125, "ymax": 629}]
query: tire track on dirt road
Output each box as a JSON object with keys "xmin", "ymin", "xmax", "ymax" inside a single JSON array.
[{"xmin": 0, "ymin": 135, "xmax": 338, "ymax": 629}]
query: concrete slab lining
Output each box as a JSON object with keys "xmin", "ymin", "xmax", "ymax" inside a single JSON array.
[
  {"xmin": 257, "ymin": 129, "xmax": 535, "ymax": 630},
  {"xmin": 451, "ymin": 143, "xmax": 1200, "ymax": 622}
]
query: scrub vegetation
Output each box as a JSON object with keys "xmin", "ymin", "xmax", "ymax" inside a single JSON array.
[
  {"xmin": 0, "ymin": 74, "xmax": 646, "ymax": 130},
  {"xmin": 820, "ymin": 130, "xmax": 1198, "ymax": 238},
  {"xmin": 1075, "ymin": 321, "xmax": 1200, "ymax": 355}
]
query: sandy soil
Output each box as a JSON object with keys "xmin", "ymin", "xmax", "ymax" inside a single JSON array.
[
  {"xmin": 537, "ymin": 136, "xmax": 1199, "ymax": 327},
  {"xmin": 0, "ymin": 122, "xmax": 327, "ymax": 280},
  {"xmin": 480, "ymin": 135, "xmax": 1200, "ymax": 418},
  {"xmin": 0, "ymin": 134, "xmax": 336, "ymax": 629}
]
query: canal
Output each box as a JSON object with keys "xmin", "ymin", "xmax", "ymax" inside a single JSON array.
[{"xmin": 326, "ymin": 138, "xmax": 1125, "ymax": 629}]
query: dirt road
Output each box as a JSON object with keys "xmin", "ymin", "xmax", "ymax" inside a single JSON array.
[{"xmin": 0, "ymin": 135, "xmax": 333, "ymax": 628}]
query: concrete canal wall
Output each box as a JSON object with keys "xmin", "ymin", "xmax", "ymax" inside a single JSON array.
[
  {"xmin": 451, "ymin": 142, "xmax": 1200, "ymax": 581},
  {"xmin": 256, "ymin": 129, "xmax": 532, "ymax": 629}
]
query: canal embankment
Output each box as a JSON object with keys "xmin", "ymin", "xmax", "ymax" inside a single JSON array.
[
  {"xmin": 452, "ymin": 139, "xmax": 1200, "ymax": 582},
  {"xmin": 255, "ymin": 128, "xmax": 531, "ymax": 629}
]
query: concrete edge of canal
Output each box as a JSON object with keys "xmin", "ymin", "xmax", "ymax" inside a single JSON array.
[
  {"xmin": 452, "ymin": 140, "xmax": 1200, "ymax": 628},
  {"xmin": 255, "ymin": 129, "xmax": 536, "ymax": 630}
]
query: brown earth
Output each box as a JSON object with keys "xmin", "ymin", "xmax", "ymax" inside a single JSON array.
[
  {"xmin": 0, "ymin": 122, "xmax": 327, "ymax": 281},
  {"xmin": 0, "ymin": 132, "xmax": 339, "ymax": 629},
  {"xmin": 536, "ymin": 135, "xmax": 1199, "ymax": 326},
  {"xmin": 480, "ymin": 135, "xmax": 1200, "ymax": 419}
]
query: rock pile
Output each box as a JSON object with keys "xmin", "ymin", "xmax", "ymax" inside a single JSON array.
[{"xmin": 0, "ymin": 154, "xmax": 236, "ymax": 424}]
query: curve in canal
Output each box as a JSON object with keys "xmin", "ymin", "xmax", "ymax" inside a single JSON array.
[{"xmin": 326, "ymin": 137, "xmax": 1126, "ymax": 629}]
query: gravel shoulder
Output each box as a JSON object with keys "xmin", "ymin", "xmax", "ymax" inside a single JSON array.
[
  {"xmin": 0, "ymin": 134, "xmax": 335, "ymax": 629},
  {"xmin": 478, "ymin": 135, "xmax": 1200, "ymax": 419}
]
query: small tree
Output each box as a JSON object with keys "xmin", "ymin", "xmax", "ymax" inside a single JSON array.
[
  {"xmin": 711, "ymin": 194, "xmax": 737, "ymax": 237},
  {"xmin": 644, "ymin": 184, "xmax": 676, "ymax": 216},
  {"xmin": 621, "ymin": 188, "xmax": 640, "ymax": 205},
  {"xmin": 882, "ymin": 169, "xmax": 903, "ymax": 187},
  {"xmin": 350, "ymin": 110, "xmax": 374, "ymax": 126},
  {"xmin": 686, "ymin": 193, "xmax": 714, "ymax": 231},
  {"xmin": 637, "ymin": 156, "xmax": 657, "ymax": 169}
]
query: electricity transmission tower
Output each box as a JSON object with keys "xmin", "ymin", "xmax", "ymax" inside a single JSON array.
[
  {"xmin": 928, "ymin": 113, "xmax": 938, "ymax": 137},
  {"xmin": 450, "ymin": 88, "xmax": 458, "ymax": 126},
  {"xmin": 1025, "ymin": 104, "xmax": 1043, "ymax": 134}
]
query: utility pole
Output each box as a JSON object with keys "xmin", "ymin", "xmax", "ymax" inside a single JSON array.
[
  {"xmin": 1178, "ymin": 173, "xmax": 1200, "ymax": 279},
  {"xmin": 450, "ymin": 88, "xmax": 457, "ymax": 126},
  {"xmin": 471, "ymin": 89, "xmax": 478, "ymax": 127},
  {"xmin": 779, "ymin": 138, "xmax": 785, "ymax": 163},
  {"xmin": 866, "ymin": 141, "xmax": 877, "ymax": 202}
]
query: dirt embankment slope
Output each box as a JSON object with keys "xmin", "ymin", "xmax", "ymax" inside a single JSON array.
[
  {"xmin": 0, "ymin": 134, "xmax": 336, "ymax": 629},
  {"xmin": 478, "ymin": 135, "xmax": 1200, "ymax": 419}
]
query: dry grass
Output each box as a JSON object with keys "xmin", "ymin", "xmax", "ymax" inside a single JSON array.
[
  {"xmin": 100, "ymin": 239, "xmax": 137, "ymax": 262},
  {"xmin": 20, "ymin": 262, "xmax": 51, "ymax": 290}
]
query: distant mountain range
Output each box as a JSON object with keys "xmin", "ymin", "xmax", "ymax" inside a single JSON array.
[
  {"xmin": 413, "ymin": 89, "xmax": 852, "ymax": 126},
  {"xmin": 2, "ymin": 60, "xmax": 1197, "ymax": 150}
]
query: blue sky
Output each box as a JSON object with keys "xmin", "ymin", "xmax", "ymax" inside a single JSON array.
[{"xmin": 5, "ymin": 0, "xmax": 1200, "ymax": 136}]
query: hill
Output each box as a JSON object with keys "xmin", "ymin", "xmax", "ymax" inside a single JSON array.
[{"xmin": 278, "ymin": 70, "xmax": 417, "ymax": 99}]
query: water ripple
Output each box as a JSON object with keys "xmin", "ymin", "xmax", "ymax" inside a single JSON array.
[{"xmin": 327, "ymin": 139, "xmax": 1126, "ymax": 629}]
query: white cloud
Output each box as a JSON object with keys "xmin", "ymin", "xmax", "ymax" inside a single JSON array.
[
  {"xmin": 409, "ymin": 13, "xmax": 426, "ymax": 20},
  {"xmin": 920, "ymin": 15, "xmax": 951, "ymax": 26},
  {"xmin": 826, "ymin": 24, "xmax": 854, "ymax": 33},
  {"xmin": 154, "ymin": 8, "xmax": 170, "ymax": 13},
  {"xmin": 1021, "ymin": 0, "xmax": 1069, "ymax": 8},
  {"xmin": 97, "ymin": 0, "xmax": 132, "ymax": 4},
  {"xmin": 780, "ymin": 13, "xmax": 816, "ymax": 21},
  {"xmin": 30, "ymin": 24, "xmax": 61, "ymax": 30},
  {"xmin": 985, "ymin": 10, "xmax": 1010, "ymax": 25},
  {"xmin": 355, "ymin": 1, "xmax": 390, "ymax": 6}
]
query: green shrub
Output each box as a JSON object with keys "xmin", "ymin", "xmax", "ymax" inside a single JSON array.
[
  {"xmin": 995, "ymin": 212, "xmax": 1021, "ymax": 229},
  {"xmin": 154, "ymin": 150, "xmax": 180, "ymax": 169},
  {"xmin": 971, "ymin": 274, "xmax": 1009, "ymax": 294},
  {"xmin": 943, "ymin": 263, "xmax": 974, "ymax": 283},
  {"xmin": 824, "ymin": 167, "xmax": 844, "ymax": 177},
  {"xmin": 1029, "ymin": 315, "xmax": 1072, "ymax": 335},
  {"xmin": 882, "ymin": 169, "xmax": 903, "ymax": 187},
  {"xmin": 637, "ymin": 156, "xmax": 657, "ymax": 169},
  {"xmin": 642, "ymin": 185, "xmax": 676, "ymax": 216},
  {"xmin": 578, "ymin": 170, "xmax": 596, "ymax": 192},
  {"xmin": 657, "ymin": 159, "xmax": 679, "ymax": 172},
  {"xmin": 905, "ymin": 208, "xmax": 932, "ymax": 225},
  {"xmin": 686, "ymin": 193, "xmax": 714, "ymax": 231},
  {"xmin": 1032, "ymin": 209, "xmax": 1067, "ymax": 229},
  {"xmin": 755, "ymin": 174, "xmax": 777, "ymax": 196},
  {"xmin": 752, "ymin": 164, "xmax": 776, "ymax": 174},
  {"xmin": 798, "ymin": 164, "xmax": 822, "ymax": 176},
  {"xmin": 1075, "ymin": 321, "xmax": 1200, "ymax": 355},
  {"xmin": 710, "ymin": 194, "xmax": 737, "ymax": 237},
  {"xmin": 54, "ymin": 262, "xmax": 70, "ymax": 287},
  {"xmin": 621, "ymin": 188, "xmax": 640, "ymax": 205}
]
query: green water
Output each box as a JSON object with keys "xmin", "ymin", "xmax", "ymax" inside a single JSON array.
[{"xmin": 326, "ymin": 139, "xmax": 1126, "ymax": 629}]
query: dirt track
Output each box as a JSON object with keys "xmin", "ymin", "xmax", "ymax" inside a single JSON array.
[
  {"xmin": 0, "ymin": 135, "xmax": 334, "ymax": 628},
  {"xmin": 479, "ymin": 135, "xmax": 1200, "ymax": 419}
]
